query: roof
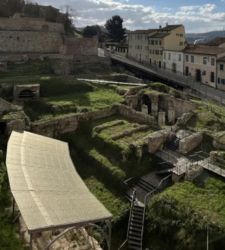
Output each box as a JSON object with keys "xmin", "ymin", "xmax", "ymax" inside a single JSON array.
[
  {"xmin": 161, "ymin": 24, "xmax": 183, "ymax": 31},
  {"xmin": 6, "ymin": 131, "xmax": 112, "ymax": 233},
  {"xmin": 183, "ymin": 45, "xmax": 225, "ymax": 56},
  {"xmin": 128, "ymin": 29, "xmax": 158, "ymax": 34},
  {"xmin": 206, "ymin": 37, "xmax": 225, "ymax": 46},
  {"xmin": 218, "ymin": 56, "xmax": 225, "ymax": 62},
  {"xmin": 148, "ymin": 32, "xmax": 170, "ymax": 39}
]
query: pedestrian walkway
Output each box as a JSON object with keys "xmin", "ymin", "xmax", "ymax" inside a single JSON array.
[{"xmin": 111, "ymin": 54, "xmax": 225, "ymax": 104}]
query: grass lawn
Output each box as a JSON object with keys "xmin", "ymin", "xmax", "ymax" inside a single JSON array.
[
  {"xmin": 84, "ymin": 176, "xmax": 129, "ymax": 222},
  {"xmin": 46, "ymin": 87, "xmax": 123, "ymax": 111}
]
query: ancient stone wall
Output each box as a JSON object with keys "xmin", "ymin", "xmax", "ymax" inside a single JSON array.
[
  {"xmin": 0, "ymin": 17, "xmax": 64, "ymax": 33},
  {"xmin": 0, "ymin": 31, "xmax": 63, "ymax": 54},
  {"xmin": 62, "ymin": 37, "xmax": 98, "ymax": 58},
  {"xmin": 31, "ymin": 107, "xmax": 116, "ymax": 137},
  {"xmin": 116, "ymin": 104, "xmax": 157, "ymax": 126}
]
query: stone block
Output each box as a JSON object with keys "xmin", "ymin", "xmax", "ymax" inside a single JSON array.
[
  {"xmin": 179, "ymin": 132, "xmax": 203, "ymax": 154},
  {"xmin": 158, "ymin": 111, "xmax": 166, "ymax": 127},
  {"xmin": 148, "ymin": 130, "xmax": 169, "ymax": 154}
]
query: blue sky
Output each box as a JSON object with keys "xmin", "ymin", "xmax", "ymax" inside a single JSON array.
[{"xmin": 36, "ymin": 0, "xmax": 225, "ymax": 33}]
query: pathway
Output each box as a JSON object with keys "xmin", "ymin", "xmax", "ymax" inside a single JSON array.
[{"xmin": 111, "ymin": 54, "xmax": 225, "ymax": 104}]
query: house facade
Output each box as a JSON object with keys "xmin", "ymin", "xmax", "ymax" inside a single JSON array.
[
  {"xmin": 217, "ymin": 57, "xmax": 225, "ymax": 91},
  {"xmin": 127, "ymin": 24, "xmax": 186, "ymax": 68},
  {"xmin": 127, "ymin": 29, "xmax": 157, "ymax": 63},
  {"xmin": 148, "ymin": 25, "xmax": 186, "ymax": 68},
  {"xmin": 163, "ymin": 50, "xmax": 184, "ymax": 74},
  {"xmin": 183, "ymin": 45, "xmax": 225, "ymax": 88}
]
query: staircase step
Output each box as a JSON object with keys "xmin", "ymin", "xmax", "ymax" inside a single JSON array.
[
  {"xmin": 139, "ymin": 178, "xmax": 157, "ymax": 189},
  {"xmin": 131, "ymin": 219, "xmax": 142, "ymax": 225},
  {"xmin": 129, "ymin": 226, "xmax": 142, "ymax": 233},
  {"xmin": 130, "ymin": 222, "xmax": 143, "ymax": 229},
  {"xmin": 128, "ymin": 245, "xmax": 141, "ymax": 250},
  {"xmin": 132, "ymin": 213, "xmax": 143, "ymax": 219},
  {"xmin": 129, "ymin": 231, "xmax": 142, "ymax": 238},
  {"xmin": 128, "ymin": 235, "xmax": 142, "ymax": 242},
  {"xmin": 133, "ymin": 205, "xmax": 144, "ymax": 211},
  {"xmin": 128, "ymin": 240, "xmax": 142, "ymax": 248},
  {"xmin": 136, "ymin": 181, "xmax": 155, "ymax": 192}
]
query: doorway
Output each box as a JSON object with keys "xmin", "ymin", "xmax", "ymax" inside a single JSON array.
[{"xmin": 196, "ymin": 69, "xmax": 202, "ymax": 82}]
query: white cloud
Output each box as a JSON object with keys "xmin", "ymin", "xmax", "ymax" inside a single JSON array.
[{"xmin": 35, "ymin": 0, "xmax": 225, "ymax": 32}]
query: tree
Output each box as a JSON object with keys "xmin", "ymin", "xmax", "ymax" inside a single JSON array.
[
  {"xmin": 105, "ymin": 15, "xmax": 125, "ymax": 42},
  {"xmin": 0, "ymin": 0, "xmax": 25, "ymax": 17},
  {"xmin": 83, "ymin": 25, "xmax": 101, "ymax": 38}
]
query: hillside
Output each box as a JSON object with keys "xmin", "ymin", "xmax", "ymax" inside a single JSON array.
[{"xmin": 187, "ymin": 30, "xmax": 225, "ymax": 44}]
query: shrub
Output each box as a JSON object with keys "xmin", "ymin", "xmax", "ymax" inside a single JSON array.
[{"xmin": 150, "ymin": 82, "xmax": 170, "ymax": 93}]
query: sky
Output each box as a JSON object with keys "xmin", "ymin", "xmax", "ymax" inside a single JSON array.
[{"xmin": 35, "ymin": 0, "xmax": 225, "ymax": 33}]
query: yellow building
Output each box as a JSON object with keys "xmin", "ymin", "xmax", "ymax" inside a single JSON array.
[{"xmin": 127, "ymin": 24, "xmax": 186, "ymax": 68}]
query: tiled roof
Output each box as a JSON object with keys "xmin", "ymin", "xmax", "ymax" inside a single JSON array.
[
  {"xmin": 207, "ymin": 37, "xmax": 225, "ymax": 46},
  {"xmin": 218, "ymin": 56, "xmax": 225, "ymax": 62},
  {"xmin": 184, "ymin": 45, "xmax": 225, "ymax": 55},
  {"xmin": 161, "ymin": 24, "xmax": 183, "ymax": 31},
  {"xmin": 148, "ymin": 32, "xmax": 170, "ymax": 39},
  {"xmin": 128, "ymin": 29, "xmax": 158, "ymax": 34}
]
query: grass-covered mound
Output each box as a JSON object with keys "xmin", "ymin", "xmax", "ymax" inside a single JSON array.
[
  {"xmin": 22, "ymin": 76, "xmax": 123, "ymax": 121},
  {"xmin": 145, "ymin": 178, "xmax": 225, "ymax": 250}
]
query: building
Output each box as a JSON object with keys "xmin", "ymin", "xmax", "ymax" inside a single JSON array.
[
  {"xmin": 217, "ymin": 56, "xmax": 225, "ymax": 91},
  {"xmin": 149, "ymin": 25, "xmax": 186, "ymax": 68},
  {"xmin": 206, "ymin": 37, "xmax": 225, "ymax": 48},
  {"xmin": 184, "ymin": 45, "xmax": 225, "ymax": 88},
  {"xmin": 127, "ymin": 25, "xmax": 186, "ymax": 68},
  {"xmin": 127, "ymin": 29, "xmax": 157, "ymax": 63},
  {"xmin": 162, "ymin": 51, "xmax": 184, "ymax": 74}
]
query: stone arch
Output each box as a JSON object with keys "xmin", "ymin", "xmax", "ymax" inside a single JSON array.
[
  {"xmin": 142, "ymin": 94, "xmax": 152, "ymax": 114},
  {"xmin": 18, "ymin": 89, "xmax": 35, "ymax": 99}
]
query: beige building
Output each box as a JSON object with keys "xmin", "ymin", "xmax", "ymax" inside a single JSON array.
[
  {"xmin": 184, "ymin": 45, "xmax": 225, "ymax": 88},
  {"xmin": 148, "ymin": 25, "xmax": 186, "ymax": 68},
  {"xmin": 163, "ymin": 50, "xmax": 184, "ymax": 74},
  {"xmin": 128, "ymin": 25, "xmax": 186, "ymax": 68},
  {"xmin": 128, "ymin": 29, "xmax": 157, "ymax": 63},
  {"xmin": 217, "ymin": 56, "xmax": 225, "ymax": 91}
]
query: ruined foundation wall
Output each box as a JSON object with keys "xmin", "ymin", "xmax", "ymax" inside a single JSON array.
[
  {"xmin": 31, "ymin": 107, "xmax": 116, "ymax": 137},
  {"xmin": 116, "ymin": 104, "xmax": 157, "ymax": 126}
]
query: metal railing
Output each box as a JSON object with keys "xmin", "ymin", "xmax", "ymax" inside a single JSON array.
[{"xmin": 118, "ymin": 188, "xmax": 136, "ymax": 250}]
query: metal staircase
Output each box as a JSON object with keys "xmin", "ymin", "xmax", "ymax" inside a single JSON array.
[{"xmin": 120, "ymin": 174, "xmax": 171, "ymax": 250}]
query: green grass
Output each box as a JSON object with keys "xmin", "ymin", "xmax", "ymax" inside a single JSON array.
[
  {"xmin": 0, "ymin": 152, "xmax": 24, "ymax": 250},
  {"xmin": 145, "ymin": 177, "xmax": 225, "ymax": 250},
  {"xmin": 84, "ymin": 176, "xmax": 129, "ymax": 222},
  {"xmin": 46, "ymin": 87, "xmax": 123, "ymax": 111}
]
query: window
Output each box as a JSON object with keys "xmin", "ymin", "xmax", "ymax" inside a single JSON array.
[
  {"xmin": 211, "ymin": 58, "xmax": 215, "ymax": 66},
  {"xmin": 186, "ymin": 55, "xmax": 189, "ymax": 62},
  {"xmin": 164, "ymin": 53, "xmax": 166, "ymax": 59},
  {"xmin": 203, "ymin": 57, "xmax": 207, "ymax": 65},
  {"xmin": 211, "ymin": 72, "xmax": 215, "ymax": 83},
  {"xmin": 155, "ymin": 40, "xmax": 158, "ymax": 45},
  {"xmin": 159, "ymin": 40, "xmax": 162, "ymax": 46},
  {"xmin": 191, "ymin": 55, "xmax": 194, "ymax": 63},
  {"xmin": 220, "ymin": 64, "xmax": 224, "ymax": 71},
  {"xmin": 218, "ymin": 78, "xmax": 221, "ymax": 84},
  {"xmin": 222, "ymin": 79, "xmax": 225, "ymax": 85},
  {"xmin": 151, "ymin": 40, "xmax": 154, "ymax": 45},
  {"xmin": 178, "ymin": 54, "xmax": 181, "ymax": 62},
  {"xmin": 168, "ymin": 53, "xmax": 171, "ymax": 60},
  {"xmin": 180, "ymin": 42, "xmax": 183, "ymax": 46}
]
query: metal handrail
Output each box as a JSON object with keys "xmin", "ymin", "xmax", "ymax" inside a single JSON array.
[
  {"xmin": 140, "ymin": 174, "xmax": 171, "ymax": 249},
  {"xmin": 118, "ymin": 188, "xmax": 136, "ymax": 250}
]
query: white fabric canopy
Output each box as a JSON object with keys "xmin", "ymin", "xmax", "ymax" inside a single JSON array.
[{"xmin": 6, "ymin": 131, "xmax": 112, "ymax": 232}]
